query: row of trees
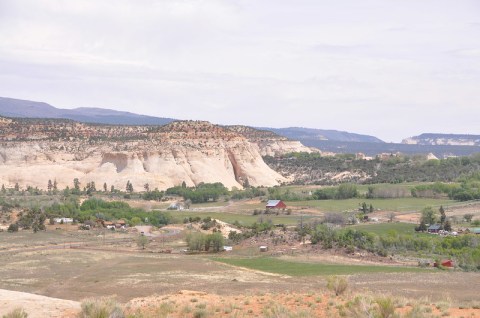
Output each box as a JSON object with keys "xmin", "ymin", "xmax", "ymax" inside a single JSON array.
[
  {"xmin": 264, "ymin": 152, "xmax": 480, "ymax": 186},
  {"xmin": 166, "ymin": 182, "xmax": 229, "ymax": 203},
  {"xmin": 301, "ymin": 222, "xmax": 480, "ymax": 270},
  {"xmin": 185, "ymin": 231, "xmax": 225, "ymax": 252}
]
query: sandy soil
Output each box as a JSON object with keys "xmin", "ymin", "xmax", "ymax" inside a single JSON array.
[
  {"xmin": 125, "ymin": 290, "xmax": 480, "ymax": 318},
  {"xmin": 0, "ymin": 289, "xmax": 79, "ymax": 318}
]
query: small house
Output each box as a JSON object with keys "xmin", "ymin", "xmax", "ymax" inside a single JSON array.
[
  {"xmin": 259, "ymin": 246, "xmax": 268, "ymax": 252},
  {"xmin": 54, "ymin": 217, "xmax": 73, "ymax": 224},
  {"xmin": 116, "ymin": 219, "xmax": 127, "ymax": 229},
  {"xmin": 266, "ymin": 200, "xmax": 286, "ymax": 210},
  {"xmin": 427, "ymin": 224, "xmax": 442, "ymax": 233},
  {"xmin": 104, "ymin": 221, "xmax": 115, "ymax": 230}
]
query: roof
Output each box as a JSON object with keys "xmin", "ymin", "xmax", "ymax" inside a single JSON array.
[
  {"xmin": 470, "ymin": 227, "xmax": 480, "ymax": 234},
  {"xmin": 266, "ymin": 200, "xmax": 282, "ymax": 207},
  {"xmin": 428, "ymin": 224, "xmax": 442, "ymax": 230}
]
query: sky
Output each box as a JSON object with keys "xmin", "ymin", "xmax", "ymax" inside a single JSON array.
[{"xmin": 0, "ymin": 0, "xmax": 479, "ymax": 142}]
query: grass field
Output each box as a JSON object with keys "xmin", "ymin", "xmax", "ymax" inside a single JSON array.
[
  {"xmin": 214, "ymin": 257, "xmax": 427, "ymax": 276},
  {"xmin": 169, "ymin": 211, "xmax": 313, "ymax": 226},
  {"xmin": 286, "ymin": 198, "xmax": 455, "ymax": 212},
  {"xmin": 350, "ymin": 222, "xmax": 416, "ymax": 235}
]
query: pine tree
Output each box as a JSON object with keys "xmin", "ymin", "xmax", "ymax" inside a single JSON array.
[
  {"xmin": 439, "ymin": 205, "xmax": 446, "ymax": 225},
  {"xmin": 73, "ymin": 178, "xmax": 80, "ymax": 191},
  {"xmin": 126, "ymin": 181, "xmax": 133, "ymax": 193},
  {"xmin": 444, "ymin": 220, "xmax": 452, "ymax": 232}
]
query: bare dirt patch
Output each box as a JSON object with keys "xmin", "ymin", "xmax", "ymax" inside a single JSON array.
[{"xmin": 0, "ymin": 289, "xmax": 79, "ymax": 318}]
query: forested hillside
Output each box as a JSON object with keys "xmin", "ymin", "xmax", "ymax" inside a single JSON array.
[{"xmin": 264, "ymin": 152, "xmax": 480, "ymax": 185}]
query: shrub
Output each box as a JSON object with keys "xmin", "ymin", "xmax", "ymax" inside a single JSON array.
[
  {"xmin": 326, "ymin": 276, "xmax": 348, "ymax": 296},
  {"xmin": 2, "ymin": 307, "xmax": 28, "ymax": 318},
  {"xmin": 193, "ymin": 309, "xmax": 208, "ymax": 318},
  {"xmin": 78, "ymin": 297, "xmax": 124, "ymax": 318},
  {"xmin": 375, "ymin": 297, "xmax": 396, "ymax": 318},
  {"xmin": 7, "ymin": 223, "xmax": 19, "ymax": 233}
]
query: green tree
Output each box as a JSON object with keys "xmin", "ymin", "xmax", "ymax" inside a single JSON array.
[
  {"xmin": 73, "ymin": 178, "xmax": 80, "ymax": 191},
  {"xmin": 137, "ymin": 234, "xmax": 149, "ymax": 250},
  {"xmin": 47, "ymin": 179, "xmax": 53, "ymax": 193},
  {"xmin": 14, "ymin": 183, "xmax": 19, "ymax": 191},
  {"xmin": 415, "ymin": 219, "xmax": 427, "ymax": 232},
  {"xmin": 439, "ymin": 205, "xmax": 446, "ymax": 226},
  {"xmin": 336, "ymin": 183, "xmax": 358, "ymax": 199},
  {"xmin": 103, "ymin": 182, "xmax": 107, "ymax": 192},
  {"xmin": 130, "ymin": 216, "xmax": 141, "ymax": 226},
  {"xmin": 420, "ymin": 206, "xmax": 437, "ymax": 225},
  {"xmin": 7, "ymin": 223, "xmax": 19, "ymax": 232},
  {"xmin": 209, "ymin": 232, "xmax": 225, "ymax": 252},
  {"xmin": 444, "ymin": 220, "xmax": 452, "ymax": 231},
  {"xmin": 464, "ymin": 213, "xmax": 474, "ymax": 223},
  {"xmin": 126, "ymin": 181, "xmax": 133, "ymax": 193},
  {"xmin": 186, "ymin": 232, "xmax": 206, "ymax": 251}
]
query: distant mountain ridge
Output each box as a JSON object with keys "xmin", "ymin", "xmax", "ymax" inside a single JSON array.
[
  {"xmin": 0, "ymin": 97, "xmax": 382, "ymax": 144},
  {"xmin": 0, "ymin": 97, "xmax": 175, "ymax": 125},
  {"xmin": 259, "ymin": 127, "xmax": 384, "ymax": 143},
  {"xmin": 403, "ymin": 133, "xmax": 480, "ymax": 146},
  {"xmin": 3, "ymin": 96, "xmax": 480, "ymax": 158}
]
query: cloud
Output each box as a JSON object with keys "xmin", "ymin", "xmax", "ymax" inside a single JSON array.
[{"xmin": 0, "ymin": 0, "xmax": 479, "ymax": 142}]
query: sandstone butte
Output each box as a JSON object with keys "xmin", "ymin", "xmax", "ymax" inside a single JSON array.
[{"xmin": 0, "ymin": 117, "xmax": 317, "ymax": 191}]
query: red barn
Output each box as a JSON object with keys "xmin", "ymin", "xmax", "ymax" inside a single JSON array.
[
  {"xmin": 266, "ymin": 200, "xmax": 286, "ymax": 210},
  {"xmin": 434, "ymin": 259, "xmax": 454, "ymax": 268}
]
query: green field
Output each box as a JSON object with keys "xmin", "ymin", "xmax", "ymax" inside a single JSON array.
[
  {"xmin": 286, "ymin": 198, "xmax": 455, "ymax": 212},
  {"xmin": 214, "ymin": 257, "xmax": 427, "ymax": 276},
  {"xmin": 350, "ymin": 222, "xmax": 416, "ymax": 235},
  {"xmin": 168, "ymin": 211, "xmax": 314, "ymax": 226}
]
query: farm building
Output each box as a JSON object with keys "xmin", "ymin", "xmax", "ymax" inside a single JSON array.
[
  {"xmin": 427, "ymin": 224, "xmax": 442, "ymax": 233},
  {"xmin": 434, "ymin": 259, "xmax": 454, "ymax": 268},
  {"xmin": 469, "ymin": 227, "xmax": 480, "ymax": 234},
  {"xmin": 266, "ymin": 200, "xmax": 286, "ymax": 210}
]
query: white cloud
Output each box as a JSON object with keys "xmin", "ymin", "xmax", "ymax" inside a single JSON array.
[{"xmin": 0, "ymin": 0, "xmax": 479, "ymax": 142}]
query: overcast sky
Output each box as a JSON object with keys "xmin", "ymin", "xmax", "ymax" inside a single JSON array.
[{"xmin": 0, "ymin": 0, "xmax": 479, "ymax": 142}]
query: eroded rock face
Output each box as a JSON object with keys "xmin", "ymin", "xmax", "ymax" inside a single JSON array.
[
  {"xmin": 0, "ymin": 119, "xmax": 293, "ymax": 190},
  {"xmin": 227, "ymin": 125, "xmax": 320, "ymax": 157}
]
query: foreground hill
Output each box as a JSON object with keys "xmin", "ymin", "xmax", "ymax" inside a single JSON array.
[{"xmin": 0, "ymin": 118, "xmax": 316, "ymax": 190}]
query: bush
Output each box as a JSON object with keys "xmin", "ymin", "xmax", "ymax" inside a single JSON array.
[
  {"xmin": 375, "ymin": 297, "xmax": 395, "ymax": 318},
  {"xmin": 2, "ymin": 307, "xmax": 28, "ymax": 318},
  {"xmin": 326, "ymin": 275, "xmax": 348, "ymax": 296},
  {"xmin": 78, "ymin": 297, "xmax": 124, "ymax": 318},
  {"xmin": 7, "ymin": 223, "xmax": 19, "ymax": 233}
]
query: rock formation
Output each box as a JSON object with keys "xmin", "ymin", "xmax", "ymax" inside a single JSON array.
[{"xmin": 0, "ymin": 118, "xmax": 312, "ymax": 191}]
